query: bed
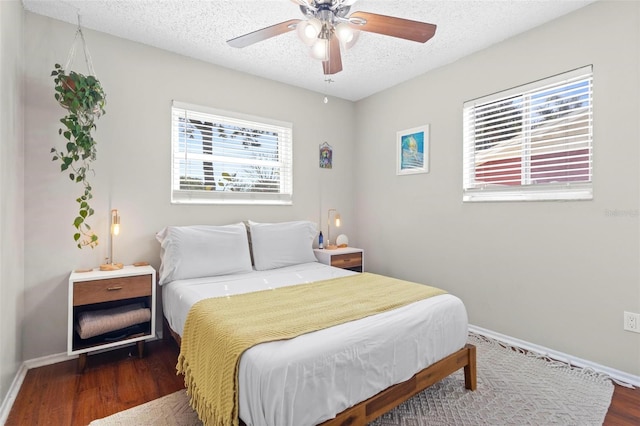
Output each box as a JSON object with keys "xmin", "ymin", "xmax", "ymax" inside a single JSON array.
[{"xmin": 157, "ymin": 221, "xmax": 476, "ymax": 426}]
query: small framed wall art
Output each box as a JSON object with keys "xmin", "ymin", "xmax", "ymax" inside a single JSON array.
[
  {"xmin": 396, "ymin": 124, "xmax": 429, "ymax": 175},
  {"xmin": 319, "ymin": 142, "xmax": 333, "ymax": 169}
]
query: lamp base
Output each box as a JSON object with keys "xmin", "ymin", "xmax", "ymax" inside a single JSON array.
[{"xmin": 99, "ymin": 262, "xmax": 124, "ymax": 271}]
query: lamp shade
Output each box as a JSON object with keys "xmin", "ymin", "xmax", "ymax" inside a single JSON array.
[
  {"xmin": 310, "ymin": 38, "xmax": 329, "ymax": 61},
  {"xmin": 111, "ymin": 209, "xmax": 120, "ymax": 236},
  {"xmin": 100, "ymin": 209, "xmax": 123, "ymax": 271},
  {"xmin": 327, "ymin": 208, "xmax": 342, "ymax": 248},
  {"xmin": 335, "ymin": 22, "xmax": 354, "ymax": 44},
  {"xmin": 297, "ymin": 18, "xmax": 321, "ymax": 46}
]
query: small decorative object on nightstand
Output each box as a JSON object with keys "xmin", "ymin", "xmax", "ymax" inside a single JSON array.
[
  {"xmin": 314, "ymin": 247, "xmax": 363, "ymax": 272},
  {"xmin": 336, "ymin": 234, "xmax": 349, "ymax": 248},
  {"xmin": 68, "ymin": 264, "xmax": 156, "ymax": 372}
]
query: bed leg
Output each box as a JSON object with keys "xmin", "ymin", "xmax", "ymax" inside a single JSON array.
[{"xmin": 463, "ymin": 344, "xmax": 477, "ymax": 391}]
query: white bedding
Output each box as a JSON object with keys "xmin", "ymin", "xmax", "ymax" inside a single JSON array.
[{"xmin": 163, "ymin": 262, "xmax": 468, "ymax": 426}]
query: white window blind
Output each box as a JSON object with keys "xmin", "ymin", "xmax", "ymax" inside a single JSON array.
[
  {"xmin": 171, "ymin": 101, "xmax": 293, "ymax": 205},
  {"xmin": 463, "ymin": 66, "xmax": 593, "ymax": 202}
]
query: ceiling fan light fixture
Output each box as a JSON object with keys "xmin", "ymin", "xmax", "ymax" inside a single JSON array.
[
  {"xmin": 297, "ymin": 17, "xmax": 322, "ymax": 45},
  {"xmin": 335, "ymin": 22, "xmax": 355, "ymax": 46},
  {"xmin": 310, "ymin": 37, "xmax": 329, "ymax": 61},
  {"xmin": 345, "ymin": 28, "xmax": 359, "ymax": 49}
]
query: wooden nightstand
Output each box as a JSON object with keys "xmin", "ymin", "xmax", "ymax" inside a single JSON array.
[
  {"xmin": 68, "ymin": 265, "xmax": 156, "ymax": 372},
  {"xmin": 314, "ymin": 247, "xmax": 364, "ymax": 272}
]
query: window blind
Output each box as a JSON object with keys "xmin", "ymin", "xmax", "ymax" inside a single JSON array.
[
  {"xmin": 462, "ymin": 66, "xmax": 593, "ymax": 202},
  {"xmin": 171, "ymin": 101, "xmax": 293, "ymax": 205}
]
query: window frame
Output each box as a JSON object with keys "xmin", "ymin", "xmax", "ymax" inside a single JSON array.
[
  {"xmin": 170, "ymin": 101, "xmax": 293, "ymax": 205},
  {"xmin": 462, "ymin": 66, "xmax": 593, "ymax": 202}
]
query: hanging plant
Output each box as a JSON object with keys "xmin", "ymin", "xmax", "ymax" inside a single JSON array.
[{"xmin": 50, "ymin": 63, "xmax": 106, "ymax": 248}]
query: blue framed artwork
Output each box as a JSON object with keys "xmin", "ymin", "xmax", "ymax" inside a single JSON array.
[
  {"xmin": 396, "ymin": 124, "xmax": 429, "ymax": 175},
  {"xmin": 319, "ymin": 142, "xmax": 333, "ymax": 169}
]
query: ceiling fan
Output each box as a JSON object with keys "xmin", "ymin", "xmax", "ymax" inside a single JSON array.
[{"xmin": 227, "ymin": 0, "xmax": 437, "ymax": 75}]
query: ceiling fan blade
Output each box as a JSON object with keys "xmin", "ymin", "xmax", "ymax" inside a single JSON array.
[
  {"xmin": 323, "ymin": 33, "xmax": 343, "ymax": 75},
  {"xmin": 349, "ymin": 11, "xmax": 436, "ymax": 43},
  {"xmin": 227, "ymin": 19, "xmax": 301, "ymax": 48}
]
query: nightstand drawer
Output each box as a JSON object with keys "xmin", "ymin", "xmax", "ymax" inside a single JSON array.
[
  {"xmin": 331, "ymin": 253, "xmax": 362, "ymax": 269},
  {"xmin": 73, "ymin": 275, "xmax": 152, "ymax": 306}
]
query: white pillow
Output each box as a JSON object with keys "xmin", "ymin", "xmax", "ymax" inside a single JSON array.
[
  {"xmin": 248, "ymin": 220, "xmax": 318, "ymax": 271},
  {"xmin": 156, "ymin": 223, "xmax": 252, "ymax": 285}
]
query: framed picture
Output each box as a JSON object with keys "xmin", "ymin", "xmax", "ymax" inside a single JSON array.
[
  {"xmin": 319, "ymin": 142, "xmax": 333, "ymax": 169},
  {"xmin": 396, "ymin": 125, "xmax": 429, "ymax": 175}
]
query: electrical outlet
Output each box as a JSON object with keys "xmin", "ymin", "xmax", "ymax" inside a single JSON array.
[{"xmin": 624, "ymin": 311, "xmax": 640, "ymax": 333}]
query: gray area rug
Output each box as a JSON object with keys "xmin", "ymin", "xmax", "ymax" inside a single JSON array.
[{"xmin": 89, "ymin": 333, "xmax": 614, "ymax": 425}]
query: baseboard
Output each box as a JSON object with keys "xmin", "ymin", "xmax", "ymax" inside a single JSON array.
[
  {"xmin": 24, "ymin": 351, "xmax": 75, "ymax": 370},
  {"xmin": 469, "ymin": 324, "xmax": 640, "ymax": 388},
  {"xmin": 0, "ymin": 362, "xmax": 28, "ymax": 425}
]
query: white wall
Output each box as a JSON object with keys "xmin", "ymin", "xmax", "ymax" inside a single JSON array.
[
  {"xmin": 0, "ymin": 0, "xmax": 25, "ymax": 407},
  {"xmin": 23, "ymin": 13, "xmax": 356, "ymax": 359},
  {"xmin": 354, "ymin": 0, "xmax": 640, "ymax": 375}
]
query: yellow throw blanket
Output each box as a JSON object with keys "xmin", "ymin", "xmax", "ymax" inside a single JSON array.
[{"xmin": 176, "ymin": 272, "xmax": 447, "ymax": 426}]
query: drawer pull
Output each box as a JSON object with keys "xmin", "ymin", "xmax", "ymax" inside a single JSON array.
[{"xmin": 107, "ymin": 286, "xmax": 123, "ymax": 291}]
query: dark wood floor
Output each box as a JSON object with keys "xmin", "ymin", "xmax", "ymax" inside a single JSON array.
[
  {"xmin": 5, "ymin": 339, "xmax": 640, "ymax": 425},
  {"xmin": 5, "ymin": 339, "xmax": 185, "ymax": 426}
]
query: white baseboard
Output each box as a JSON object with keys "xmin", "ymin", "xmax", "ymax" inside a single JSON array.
[
  {"xmin": 0, "ymin": 362, "xmax": 28, "ymax": 426},
  {"xmin": 24, "ymin": 351, "xmax": 76, "ymax": 370},
  {"xmin": 469, "ymin": 324, "xmax": 640, "ymax": 388}
]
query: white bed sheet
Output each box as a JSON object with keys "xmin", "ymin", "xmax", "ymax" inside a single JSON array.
[{"xmin": 163, "ymin": 262, "xmax": 468, "ymax": 426}]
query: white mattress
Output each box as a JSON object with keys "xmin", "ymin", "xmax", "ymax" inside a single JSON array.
[{"xmin": 163, "ymin": 262, "xmax": 468, "ymax": 426}]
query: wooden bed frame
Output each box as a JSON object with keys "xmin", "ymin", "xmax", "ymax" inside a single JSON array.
[
  {"xmin": 164, "ymin": 319, "xmax": 476, "ymax": 426},
  {"xmin": 320, "ymin": 344, "xmax": 476, "ymax": 426}
]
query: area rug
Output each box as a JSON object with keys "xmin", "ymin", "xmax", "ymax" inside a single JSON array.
[{"xmin": 89, "ymin": 333, "xmax": 614, "ymax": 425}]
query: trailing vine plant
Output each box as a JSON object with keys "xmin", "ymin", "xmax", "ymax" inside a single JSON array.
[{"xmin": 50, "ymin": 63, "xmax": 106, "ymax": 248}]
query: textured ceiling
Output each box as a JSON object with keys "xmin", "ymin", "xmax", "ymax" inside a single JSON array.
[{"xmin": 23, "ymin": 0, "xmax": 597, "ymax": 101}]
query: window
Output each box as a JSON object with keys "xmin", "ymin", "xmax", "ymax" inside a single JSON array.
[
  {"xmin": 171, "ymin": 101, "xmax": 293, "ymax": 205},
  {"xmin": 463, "ymin": 66, "xmax": 593, "ymax": 202}
]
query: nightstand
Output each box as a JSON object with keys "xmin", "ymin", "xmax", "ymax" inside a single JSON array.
[
  {"xmin": 67, "ymin": 265, "xmax": 156, "ymax": 372},
  {"xmin": 314, "ymin": 247, "xmax": 364, "ymax": 272}
]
